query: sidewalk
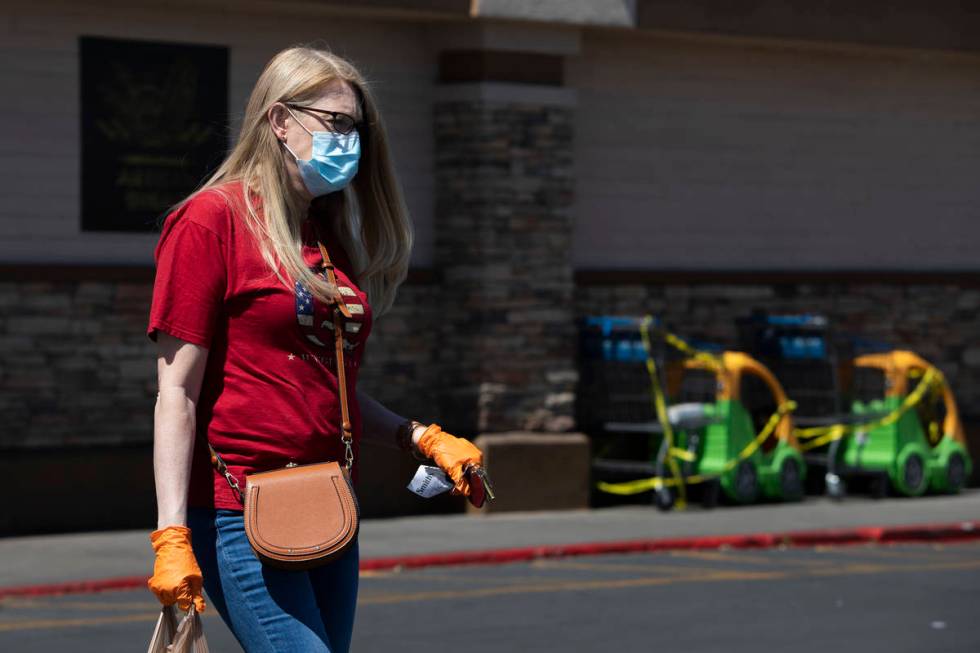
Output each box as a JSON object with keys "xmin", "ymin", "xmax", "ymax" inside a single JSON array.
[{"xmin": 1, "ymin": 490, "xmax": 978, "ymax": 594}]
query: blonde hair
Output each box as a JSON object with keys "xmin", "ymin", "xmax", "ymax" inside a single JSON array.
[{"xmin": 179, "ymin": 45, "xmax": 413, "ymax": 317}]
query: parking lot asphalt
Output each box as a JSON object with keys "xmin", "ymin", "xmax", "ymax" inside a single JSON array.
[
  {"xmin": 3, "ymin": 540, "xmax": 978, "ymax": 652},
  {"xmin": 3, "ymin": 490, "xmax": 979, "ymax": 592}
]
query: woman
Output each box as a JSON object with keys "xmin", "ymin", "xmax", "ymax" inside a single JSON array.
[{"xmin": 146, "ymin": 45, "xmax": 484, "ymax": 652}]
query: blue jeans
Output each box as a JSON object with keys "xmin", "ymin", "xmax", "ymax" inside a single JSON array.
[{"xmin": 186, "ymin": 507, "xmax": 359, "ymax": 653}]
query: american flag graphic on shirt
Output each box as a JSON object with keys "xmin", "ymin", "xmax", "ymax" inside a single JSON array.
[
  {"xmin": 295, "ymin": 281, "xmax": 315, "ymax": 326},
  {"xmin": 295, "ymin": 280, "xmax": 364, "ymax": 351}
]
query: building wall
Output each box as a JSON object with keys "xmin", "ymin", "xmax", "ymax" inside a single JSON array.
[
  {"xmin": 1, "ymin": 2, "xmax": 451, "ymax": 532},
  {"xmin": 0, "ymin": 1, "xmax": 437, "ymax": 266},
  {"xmin": 3, "ymin": 2, "xmax": 979, "ymax": 532},
  {"xmin": 567, "ymin": 30, "xmax": 980, "ymax": 270}
]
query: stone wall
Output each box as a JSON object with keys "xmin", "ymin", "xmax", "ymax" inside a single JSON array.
[
  {"xmin": 433, "ymin": 100, "xmax": 578, "ymax": 435},
  {"xmin": 356, "ymin": 281, "xmax": 445, "ymax": 423},
  {"xmin": 3, "ymin": 275, "xmax": 978, "ymax": 533},
  {"xmin": 0, "ymin": 278, "xmax": 442, "ymax": 450},
  {"xmin": 0, "ymin": 280, "xmax": 156, "ymax": 448},
  {"xmin": 4, "ymin": 277, "xmax": 976, "ymax": 448}
]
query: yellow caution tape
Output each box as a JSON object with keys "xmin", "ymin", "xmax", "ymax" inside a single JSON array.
[
  {"xmin": 662, "ymin": 331, "xmax": 722, "ymax": 370},
  {"xmin": 638, "ymin": 315, "xmax": 687, "ymax": 508},
  {"xmin": 792, "ymin": 367, "xmax": 943, "ymax": 451},
  {"xmin": 669, "ymin": 447, "xmax": 697, "ymax": 462}
]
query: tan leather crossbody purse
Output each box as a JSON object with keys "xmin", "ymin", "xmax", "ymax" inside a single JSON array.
[{"xmin": 207, "ymin": 237, "xmax": 359, "ymax": 571}]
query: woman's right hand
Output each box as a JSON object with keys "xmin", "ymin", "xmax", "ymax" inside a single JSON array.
[{"xmin": 147, "ymin": 525, "xmax": 207, "ymax": 613}]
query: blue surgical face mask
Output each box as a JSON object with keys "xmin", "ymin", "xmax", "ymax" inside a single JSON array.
[{"xmin": 282, "ymin": 107, "xmax": 361, "ymax": 197}]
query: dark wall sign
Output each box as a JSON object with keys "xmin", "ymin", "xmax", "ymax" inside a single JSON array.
[{"xmin": 80, "ymin": 36, "xmax": 229, "ymax": 232}]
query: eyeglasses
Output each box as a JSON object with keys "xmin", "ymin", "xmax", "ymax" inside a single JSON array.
[{"xmin": 285, "ymin": 103, "xmax": 362, "ymax": 135}]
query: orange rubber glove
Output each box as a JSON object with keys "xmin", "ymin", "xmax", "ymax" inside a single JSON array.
[
  {"xmin": 147, "ymin": 525, "xmax": 207, "ymax": 613},
  {"xmin": 415, "ymin": 423, "xmax": 484, "ymax": 496}
]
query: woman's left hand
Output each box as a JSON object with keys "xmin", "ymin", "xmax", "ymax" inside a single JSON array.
[{"xmin": 414, "ymin": 424, "xmax": 484, "ymax": 496}]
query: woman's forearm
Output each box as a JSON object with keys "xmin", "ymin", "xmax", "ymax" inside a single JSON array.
[
  {"xmin": 153, "ymin": 388, "xmax": 198, "ymax": 529},
  {"xmin": 356, "ymin": 387, "xmax": 426, "ymax": 450}
]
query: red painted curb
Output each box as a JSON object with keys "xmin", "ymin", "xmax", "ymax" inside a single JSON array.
[
  {"xmin": 3, "ymin": 520, "xmax": 977, "ymax": 598},
  {"xmin": 0, "ymin": 576, "xmax": 151, "ymax": 599}
]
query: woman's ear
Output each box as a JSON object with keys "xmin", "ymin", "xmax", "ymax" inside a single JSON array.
[{"xmin": 267, "ymin": 102, "xmax": 289, "ymax": 141}]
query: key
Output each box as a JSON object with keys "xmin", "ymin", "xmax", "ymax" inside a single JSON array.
[{"xmin": 464, "ymin": 464, "xmax": 496, "ymax": 508}]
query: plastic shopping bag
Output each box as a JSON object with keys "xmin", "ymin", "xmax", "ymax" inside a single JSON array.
[{"xmin": 147, "ymin": 604, "xmax": 210, "ymax": 653}]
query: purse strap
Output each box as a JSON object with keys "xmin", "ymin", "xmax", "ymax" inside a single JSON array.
[
  {"xmin": 313, "ymin": 228, "xmax": 356, "ymax": 472},
  {"xmin": 208, "ymin": 222, "xmax": 356, "ymax": 504}
]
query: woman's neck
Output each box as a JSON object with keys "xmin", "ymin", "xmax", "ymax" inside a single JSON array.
[{"xmin": 310, "ymin": 192, "xmax": 343, "ymax": 221}]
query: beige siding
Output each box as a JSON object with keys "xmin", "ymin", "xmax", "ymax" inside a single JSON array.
[
  {"xmin": 0, "ymin": 2, "xmax": 436, "ymax": 266},
  {"xmin": 567, "ymin": 31, "xmax": 980, "ymax": 270}
]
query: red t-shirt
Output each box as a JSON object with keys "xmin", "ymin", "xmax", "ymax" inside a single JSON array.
[{"xmin": 147, "ymin": 181, "xmax": 372, "ymax": 511}]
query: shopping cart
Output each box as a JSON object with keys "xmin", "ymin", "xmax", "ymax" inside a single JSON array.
[{"xmin": 581, "ymin": 315, "xmax": 805, "ymax": 509}]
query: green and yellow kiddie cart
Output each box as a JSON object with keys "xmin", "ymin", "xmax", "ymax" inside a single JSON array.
[
  {"xmin": 586, "ymin": 314, "xmax": 806, "ymax": 510},
  {"xmin": 657, "ymin": 351, "xmax": 805, "ymax": 508},
  {"xmin": 839, "ymin": 350, "xmax": 973, "ymax": 497}
]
